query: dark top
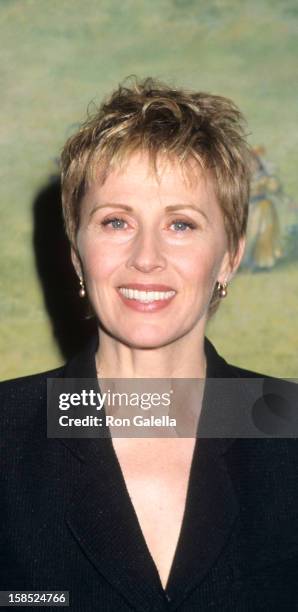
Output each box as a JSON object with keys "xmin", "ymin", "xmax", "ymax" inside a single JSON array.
[{"xmin": 0, "ymin": 336, "xmax": 298, "ymax": 611}]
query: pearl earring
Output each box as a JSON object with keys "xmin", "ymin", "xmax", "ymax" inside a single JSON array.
[
  {"xmin": 216, "ymin": 281, "xmax": 228, "ymax": 298},
  {"xmin": 79, "ymin": 278, "xmax": 86, "ymax": 298}
]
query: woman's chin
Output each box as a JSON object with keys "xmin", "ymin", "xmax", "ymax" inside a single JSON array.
[{"xmin": 115, "ymin": 329, "xmax": 178, "ymax": 350}]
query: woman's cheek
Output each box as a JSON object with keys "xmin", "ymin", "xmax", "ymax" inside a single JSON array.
[{"xmin": 79, "ymin": 240, "xmax": 117, "ymax": 277}]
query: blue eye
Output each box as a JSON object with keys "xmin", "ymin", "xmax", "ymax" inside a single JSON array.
[
  {"xmin": 102, "ymin": 217, "xmax": 126, "ymax": 229},
  {"xmin": 101, "ymin": 217, "xmax": 196, "ymax": 232},
  {"xmin": 172, "ymin": 220, "xmax": 196, "ymax": 232}
]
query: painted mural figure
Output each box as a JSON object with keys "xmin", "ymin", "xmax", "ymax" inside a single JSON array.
[{"xmin": 242, "ymin": 146, "xmax": 283, "ymax": 270}]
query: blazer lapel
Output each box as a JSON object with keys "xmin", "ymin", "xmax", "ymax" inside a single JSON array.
[
  {"xmin": 60, "ymin": 335, "xmax": 168, "ymax": 611},
  {"xmin": 64, "ymin": 437, "xmax": 167, "ymax": 611},
  {"xmin": 164, "ymin": 339, "xmax": 257, "ymax": 608},
  {"xmin": 165, "ymin": 436, "xmax": 239, "ymax": 608}
]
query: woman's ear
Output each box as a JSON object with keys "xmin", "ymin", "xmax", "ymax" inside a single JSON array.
[
  {"xmin": 229, "ymin": 236, "xmax": 246, "ymax": 281},
  {"xmin": 70, "ymin": 245, "xmax": 83, "ymax": 280},
  {"xmin": 218, "ymin": 236, "xmax": 246, "ymax": 285}
]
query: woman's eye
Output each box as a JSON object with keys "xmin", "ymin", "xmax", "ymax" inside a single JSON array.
[
  {"xmin": 101, "ymin": 217, "xmax": 126, "ymax": 229},
  {"xmin": 171, "ymin": 220, "xmax": 196, "ymax": 232},
  {"xmin": 100, "ymin": 217, "xmax": 196, "ymax": 232}
]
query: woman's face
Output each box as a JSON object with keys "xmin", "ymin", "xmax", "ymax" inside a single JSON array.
[{"xmin": 73, "ymin": 151, "xmax": 243, "ymax": 349}]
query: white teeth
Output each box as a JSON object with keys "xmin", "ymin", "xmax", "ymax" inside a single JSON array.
[{"xmin": 119, "ymin": 288, "xmax": 176, "ymax": 302}]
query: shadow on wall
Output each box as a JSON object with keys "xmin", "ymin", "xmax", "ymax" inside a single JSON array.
[{"xmin": 32, "ymin": 175, "xmax": 96, "ymax": 360}]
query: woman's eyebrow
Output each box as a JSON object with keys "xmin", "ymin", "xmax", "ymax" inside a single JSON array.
[
  {"xmin": 89, "ymin": 202, "xmax": 208, "ymax": 220},
  {"xmin": 165, "ymin": 204, "xmax": 208, "ymax": 220},
  {"xmin": 89, "ymin": 203, "xmax": 133, "ymax": 218}
]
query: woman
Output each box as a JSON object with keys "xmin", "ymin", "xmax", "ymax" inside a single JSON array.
[{"xmin": 1, "ymin": 77, "xmax": 298, "ymax": 611}]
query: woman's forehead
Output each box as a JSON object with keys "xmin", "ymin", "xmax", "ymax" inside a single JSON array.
[{"xmin": 87, "ymin": 149, "xmax": 214, "ymax": 196}]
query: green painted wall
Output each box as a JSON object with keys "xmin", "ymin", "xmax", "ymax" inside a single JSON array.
[{"xmin": 1, "ymin": 0, "xmax": 297, "ymax": 379}]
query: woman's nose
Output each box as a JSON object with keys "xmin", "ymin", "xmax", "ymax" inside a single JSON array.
[{"xmin": 126, "ymin": 229, "xmax": 166, "ymax": 273}]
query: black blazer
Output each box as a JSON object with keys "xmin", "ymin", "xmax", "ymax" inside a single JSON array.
[{"xmin": 1, "ymin": 336, "xmax": 298, "ymax": 611}]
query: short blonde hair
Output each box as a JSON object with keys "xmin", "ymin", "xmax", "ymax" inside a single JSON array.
[{"xmin": 61, "ymin": 76, "xmax": 251, "ymax": 316}]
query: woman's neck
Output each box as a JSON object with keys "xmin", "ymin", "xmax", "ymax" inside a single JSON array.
[{"xmin": 95, "ymin": 329, "xmax": 207, "ymax": 380}]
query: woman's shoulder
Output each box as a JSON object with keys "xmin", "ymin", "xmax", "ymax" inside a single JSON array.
[
  {"xmin": 0, "ymin": 365, "xmax": 65, "ymax": 415},
  {"xmin": 205, "ymin": 339, "xmax": 297, "ymax": 440},
  {"xmin": 1, "ymin": 364, "xmax": 65, "ymax": 387},
  {"xmin": 225, "ymin": 356, "xmax": 297, "ymax": 416},
  {"xmin": 205, "ymin": 336, "xmax": 296, "ymax": 384},
  {"xmin": 227, "ymin": 360, "xmax": 297, "ymax": 396}
]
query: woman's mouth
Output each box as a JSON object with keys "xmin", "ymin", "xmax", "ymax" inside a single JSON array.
[{"xmin": 117, "ymin": 286, "xmax": 177, "ymax": 312}]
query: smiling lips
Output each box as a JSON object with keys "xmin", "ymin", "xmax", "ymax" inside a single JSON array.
[{"xmin": 117, "ymin": 284, "xmax": 177, "ymax": 312}]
